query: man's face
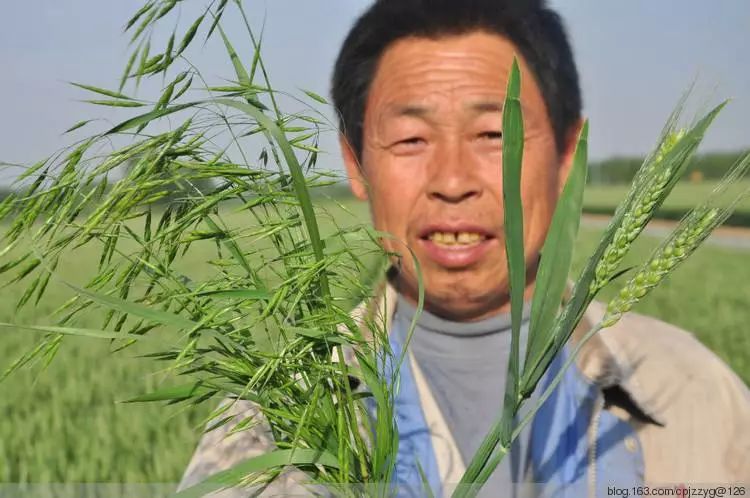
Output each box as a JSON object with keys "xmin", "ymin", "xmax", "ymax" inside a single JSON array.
[{"xmin": 341, "ymin": 31, "xmax": 579, "ymax": 321}]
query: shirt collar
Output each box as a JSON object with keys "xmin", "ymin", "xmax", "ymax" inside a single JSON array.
[{"xmin": 352, "ymin": 271, "xmax": 666, "ymax": 426}]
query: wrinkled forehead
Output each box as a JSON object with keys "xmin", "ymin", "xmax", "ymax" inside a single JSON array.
[
  {"xmin": 381, "ymin": 100, "xmax": 504, "ymax": 121},
  {"xmin": 363, "ymin": 31, "xmax": 548, "ymax": 131}
]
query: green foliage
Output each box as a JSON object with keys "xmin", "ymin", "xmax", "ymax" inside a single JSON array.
[
  {"xmin": 2, "ymin": 223, "xmax": 748, "ymax": 484},
  {"xmin": 0, "ymin": 238, "xmax": 213, "ymax": 483},
  {"xmin": 454, "ymin": 74, "xmax": 746, "ymax": 497},
  {"xmin": 1, "ymin": 1, "xmax": 396, "ymax": 492}
]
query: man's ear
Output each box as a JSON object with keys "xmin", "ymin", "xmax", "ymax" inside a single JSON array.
[
  {"xmin": 557, "ymin": 117, "xmax": 585, "ymax": 195},
  {"xmin": 339, "ymin": 134, "xmax": 369, "ymax": 201}
]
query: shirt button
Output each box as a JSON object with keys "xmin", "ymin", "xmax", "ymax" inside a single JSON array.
[{"xmin": 624, "ymin": 436, "xmax": 638, "ymax": 453}]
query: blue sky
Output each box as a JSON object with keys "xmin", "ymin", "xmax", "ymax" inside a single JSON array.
[{"xmin": 1, "ymin": 0, "xmax": 749, "ymax": 174}]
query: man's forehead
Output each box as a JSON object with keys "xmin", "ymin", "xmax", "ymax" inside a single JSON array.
[{"xmin": 382, "ymin": 99, "xmax": 505, "ymax": 119}]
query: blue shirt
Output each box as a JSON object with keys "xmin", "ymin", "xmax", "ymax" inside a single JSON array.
[{"xmin": 386, "ymin": 307, "xmax": 645, "ymax": 497}]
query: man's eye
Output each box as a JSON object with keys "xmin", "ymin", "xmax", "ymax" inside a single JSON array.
[
  {"xmin": 397, "ymin": 137, "xmax": 425, "ymax": 146},
  {"xmin": 388, "ymin": 136, "xmax": 427, "ymax": 155},
  {"xmin": 479, "ymin": 131, "xmax": 503, "ymax": 140},
  {"xmin": 390, "ymin": 137, "xmax": 426, "ymax": 153}
]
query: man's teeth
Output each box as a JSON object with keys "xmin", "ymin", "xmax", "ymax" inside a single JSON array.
[{"xmin": 428, "ymin": 232, "xmax": 484, "ymax": 246}]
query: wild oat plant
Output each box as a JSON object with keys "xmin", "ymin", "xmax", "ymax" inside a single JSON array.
[{"xmin": 0, "ymin": 2, "xmax": 748, "ymax": 497}]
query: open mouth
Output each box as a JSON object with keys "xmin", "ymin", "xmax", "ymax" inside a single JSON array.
[
  {"xmin": 425, "ymin": 231, "xmax": 488, "ymax": 248},
  {"xmin": 418, "ymin": 227, "xmax": 498, "ymax": 268}
]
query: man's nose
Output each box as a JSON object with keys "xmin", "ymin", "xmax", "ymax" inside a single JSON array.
[{"xmin": 426, "ymin": 139, "xmax": 482, "ymax": 203}]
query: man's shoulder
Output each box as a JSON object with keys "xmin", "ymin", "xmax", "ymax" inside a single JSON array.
[
  {"xmin": 584, "ymin": 300, "xmax": 749, "ymax": 425},
  {"xmin": 177, "ymin": 399, "xmax": 310, "ymax": 495},
  {"xmin": 609, "ymin": 307, "xmax": 716, "ymax": 368},
  {"xmin": 596, "ymin": 302, "xmax": 740, "ymax": 382},
  {"xmin": 584, "ymin": 303, "xmax": 750, "ymax": 481}
]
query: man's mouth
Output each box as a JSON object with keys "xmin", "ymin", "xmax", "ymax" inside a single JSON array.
[
  {"xmin": 426, "ymin": 231, "xmax": 488, "ymax": 247},
  {"xmin": 418, "ymin": 225, "xmax": 498, "ymax": 269}
]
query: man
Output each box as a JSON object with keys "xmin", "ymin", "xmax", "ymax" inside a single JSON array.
[{"xmin": 179, "ymin": 0, "xmax": 750, "ymax": 496}]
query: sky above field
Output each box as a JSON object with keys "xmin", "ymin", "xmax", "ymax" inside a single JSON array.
[{"xmin": 1, "ymin": 0, "xmax": 749, "ymax": 178}]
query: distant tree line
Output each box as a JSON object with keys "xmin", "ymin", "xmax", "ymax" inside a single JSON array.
[
  {"xmin": 588, "ymin": 150, "xmax": 747, "ymax": 185},
  {"xmin": 3, "ymin": 150, "xmax": 745, "ymax": 202}
]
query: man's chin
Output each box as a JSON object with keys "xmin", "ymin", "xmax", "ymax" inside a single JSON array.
[
  {"xmin": 390, "ymin": 265, "xmax": 510, "ymax": 320},
  {"xmin": 423, "ymin": 285, "xmax": 510, "ymax": 322}
]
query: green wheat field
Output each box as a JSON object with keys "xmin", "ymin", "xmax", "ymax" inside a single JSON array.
[
  {"xmin": 584, "ymin": 179, "xmax": 750, "ymax": 214},
  {"xmin": 1, "ymin": 198, "xmax": 748, "ymax": 483}
]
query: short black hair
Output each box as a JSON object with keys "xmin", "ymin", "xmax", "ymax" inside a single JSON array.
[{"xmin": 331, "ymin": 0, "xmax": 581, "ymax": 163}]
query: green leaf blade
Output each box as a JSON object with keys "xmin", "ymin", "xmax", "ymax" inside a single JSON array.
[
  {"xmin": 500, "ymin": 57, "xmax": 525, "ymax": 441},
  {"xmin": 71, "ymin": 82, "xmax": 134, "ymax": 100},
  {"xmin": 522, "ymin": 121, "xmax": 589, "ymax": 391},
  {"xmin": 105, "ymin": 102, "xmax": 198, "ymax": 134},
  {"xmin": 0, "ymin": 323, "xmax": 151, "ymax": 341},
  {"xmin": 194, "ymin": 288, "xmax": 271, "ymax": 300},
  {"xmin": 123, "ymin": 382, "xmax": 206, "ymax": 403},
  {"xmin": 218, "ymin": 25, "xmax": 251, "ymax": 86},
  {"xmin": 84, "ymin": 99, "xmax": 146, "ymax": 108},
  {"xmin": 68, "ymin": 284, "xmax": 199, "ymax": 330},
  {"xmin": 456, "ymin": 57, "xmax": 526, "ymax": 495}
]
